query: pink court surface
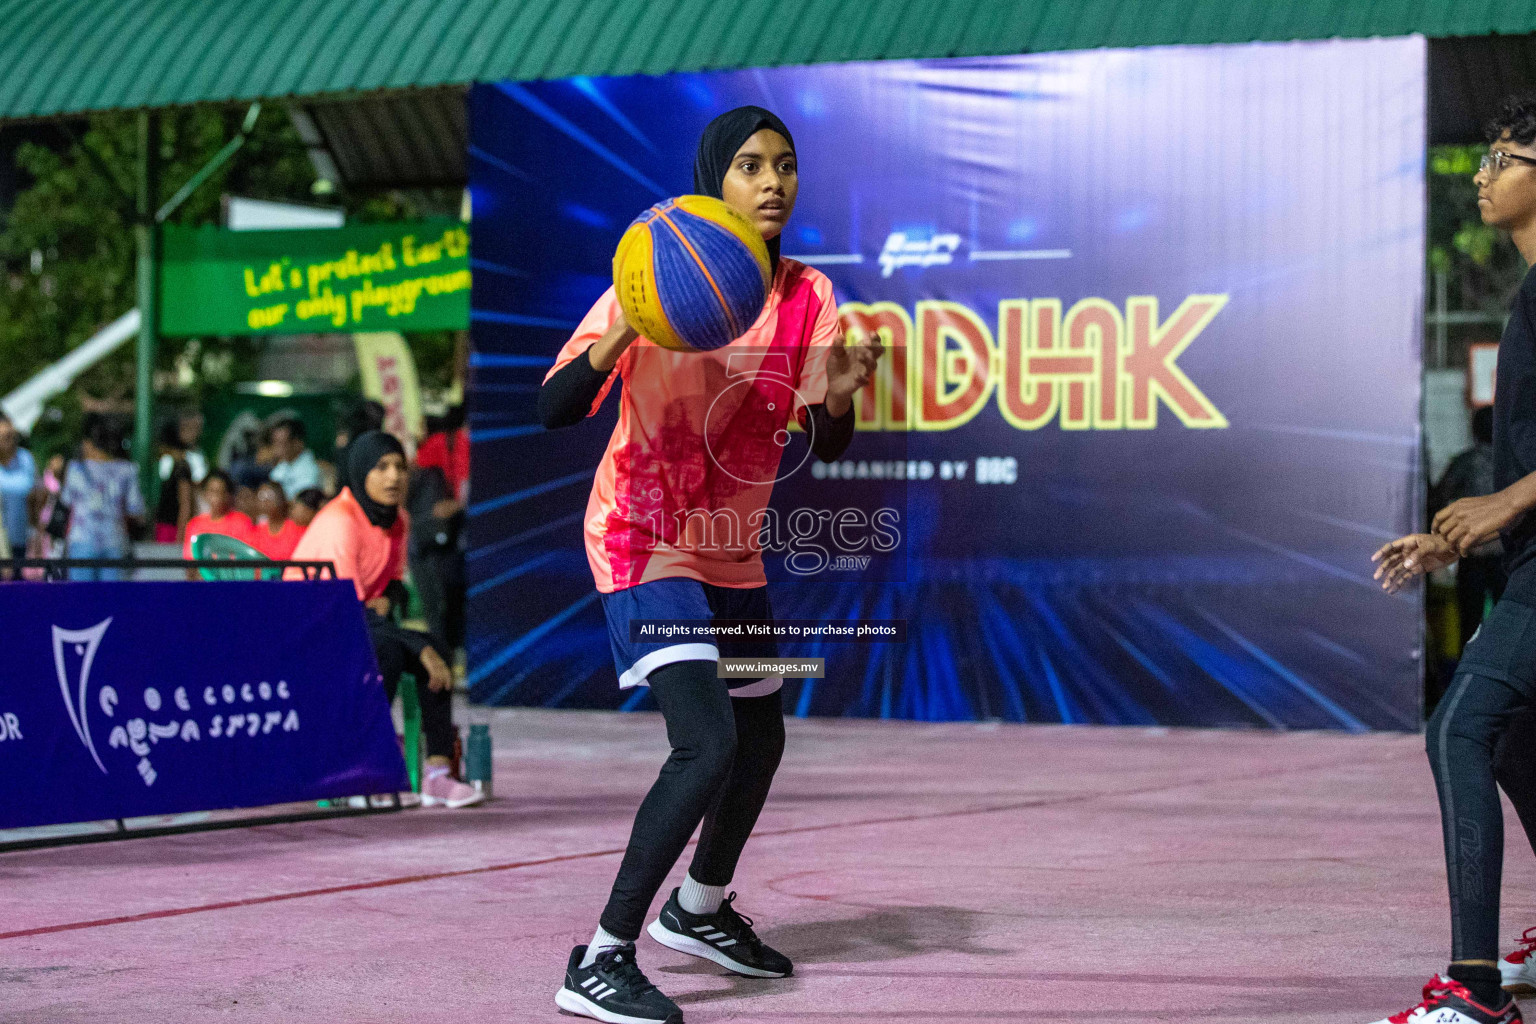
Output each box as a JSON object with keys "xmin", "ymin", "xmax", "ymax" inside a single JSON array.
[{"xmin": 4, "ymin": 709, "xmax": 1535, "ymax": 1024}]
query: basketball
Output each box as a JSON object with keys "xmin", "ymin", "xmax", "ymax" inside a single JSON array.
[{"xmin": 612, "ymin": 195, "xmax": 772, "ymax": 352}]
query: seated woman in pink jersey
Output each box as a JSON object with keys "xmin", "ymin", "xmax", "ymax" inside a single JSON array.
[
  {"xmin": 249, "ymin": 480, "xmax": 305, "ymax": 561},
  {"xmin": 182, "ymin": 470, "xmax": 254, "ymax": 560},
  {"xmin": 289, "ymin": 432, "xmax": 482, "ymax": 810},
  {"xmin": 540, "ymin": 106, "xmax": 881, "ymax": 1024}
]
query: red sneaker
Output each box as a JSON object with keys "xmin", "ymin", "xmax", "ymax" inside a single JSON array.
[
  {"xmin": 1503, "ymin": 927, "xmax": 1536, "ymax": 996},
  {"xmin": 1366, "ymin": 975, "xmax": 1521, "ymax": 1024}
]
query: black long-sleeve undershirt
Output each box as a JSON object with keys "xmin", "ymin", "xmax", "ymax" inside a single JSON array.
[
  {"xmin": 798, "ymin": 398, "xmax": 855, "ymax": 463},
  {"xmin": 538, "ymin": 348, "xmax": 612, "ymax": 430},
  {"xmin": 538, "ymin": 347, "xmax": 856, "ymax": 462}
]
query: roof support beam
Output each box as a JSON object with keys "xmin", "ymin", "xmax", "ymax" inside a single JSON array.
[{"xmin": 156, "ymin": 103, "xmax": 261, "ymax": 223}]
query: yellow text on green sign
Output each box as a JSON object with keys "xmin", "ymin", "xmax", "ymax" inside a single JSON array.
[{"xmin": 160, "ymin": 221, "xmax": 471, "ymax": 336}]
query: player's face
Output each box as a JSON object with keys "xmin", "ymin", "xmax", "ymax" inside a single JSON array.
[
  {"xmin": 256, "ymin": 484, "xmax": 285, "ymax": 521},
  {"xmin": 1475, "ymin": 132, "xmax": 1536, "ymax": 230},
  {"xmin": 203, "ymin": 477, "xmax": 231, "ymax": 515},
  {"xmin": 721, "ymin": 129, "xmax": 798, "ymax": 242},
  {"xmin": 364, "ymin": 453, "xmax": 408, "ymax": 508}
]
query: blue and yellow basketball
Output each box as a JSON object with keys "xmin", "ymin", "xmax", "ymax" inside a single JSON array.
[{"xmin": 613, "ymin": 195, "xmax": 772, "ymax": 352}]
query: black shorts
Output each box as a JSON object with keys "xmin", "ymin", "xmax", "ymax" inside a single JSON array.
[{"xmin": 1456, "ymin": 597, "xmax": 1536, "ymax": 697}]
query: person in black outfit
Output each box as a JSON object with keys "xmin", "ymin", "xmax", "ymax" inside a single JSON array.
[
  {"xmin": 1433, "ymin": 406, "xmax": 1506, "ymax": 648},
  {"xmin": 406, "ymin": 462, "xmax": 466, "ymax": 654},
  {"xmin": 154, "ymin": 421, "xmax": 195, "ymax": 546},
  {"xmin": 1372, "ymin": 96, "xmax": 1536, "ymax": 1023}
]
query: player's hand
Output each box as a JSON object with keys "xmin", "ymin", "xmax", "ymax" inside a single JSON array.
[
  {"xmin": 366, "ymin": 596, "xmax": 392, "ymax": 617},
  {"xmin": 420, "ymin": 646, "xmax": 454, "ymax": 692},
  {"xmin": 1372, "ymin": 533, "xmax": 1457, "ymax": 593},
  {"xmin": 612, "ymin": 309, "xmax": 638, "ymax": 341},
  {"xmin": 826, "ymin": 336, "xmax": 883, "ymax": 402},
  {"xmin": 589, "ymin": 313, "xmax": 640, "ymax": 372},
  {"xmin": 1433, "ymin": 492, "xmax": 1520, "ymax": 556}
]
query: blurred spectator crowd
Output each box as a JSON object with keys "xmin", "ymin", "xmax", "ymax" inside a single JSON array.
[{"xmin": 0, "ymin": 399, "xmax": 469, "ymax": 659}]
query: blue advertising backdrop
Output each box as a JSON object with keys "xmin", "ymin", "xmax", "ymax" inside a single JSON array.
[
  {"xmin": 0, "ymin": 582, "xmax": 408, "ymax": 830},
  {"xmin": 466, "ymin": 37, "xmax": 1426, "ymax": 729}
]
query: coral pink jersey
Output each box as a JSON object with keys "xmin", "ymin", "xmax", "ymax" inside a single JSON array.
[
  {"xmin": 182, "ymin": 510, "xmax": 254, "ymax": 557},
  {"xmin": 250, "ymin": 517, "xmax": 306, "ymax": 562},
  {"xmin": 547, "ymin": 259, "xmax": 841, "ymax": 593}
]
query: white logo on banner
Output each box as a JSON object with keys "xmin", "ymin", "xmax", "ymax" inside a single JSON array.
[
  {"xmin": 53, "ymin": 619, "xmax": 111, "ymax": 773},
  {"xmin": 51, "ymin": 617, "xmax": 302, "ymax": 788},
  {"xmin": 877, "ymin": 231, "xmax": 961, "ymax": 277}
]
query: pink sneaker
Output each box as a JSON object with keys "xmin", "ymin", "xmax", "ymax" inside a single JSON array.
[{"xmin": 420, "ymin": 771, "xmax": 486, "ymax": 809}]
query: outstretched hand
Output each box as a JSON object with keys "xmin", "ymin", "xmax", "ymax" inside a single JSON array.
[{"xmin": 1371, "ymin": 533, "xmax": 1457, "ymax": 594}]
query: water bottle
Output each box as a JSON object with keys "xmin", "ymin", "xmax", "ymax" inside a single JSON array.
[{"xmin": 466, "ymin": 722, "xmax": 493, "ymax": 799}]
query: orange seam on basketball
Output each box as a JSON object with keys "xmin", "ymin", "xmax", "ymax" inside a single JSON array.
[{"xmin": 654, "ymin": 208, "xmax": 739, "ymax": 341}]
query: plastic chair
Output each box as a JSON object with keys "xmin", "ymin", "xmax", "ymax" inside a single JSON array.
[{"xmin": 188, "ymin": 533, "xmax": 280, "ymax": 581}]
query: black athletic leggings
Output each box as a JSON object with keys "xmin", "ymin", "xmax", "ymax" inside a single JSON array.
[
  {"xmin": 370, "ymin": 617, "xmax": 457, "ymax": 761},
  {"xmin": 1428, "ymin": 667, "xmax": 1536, "ymax": 962},
  {"xmin": 600, "ymin": 660, "xmax": 786, "ymax": 940}
]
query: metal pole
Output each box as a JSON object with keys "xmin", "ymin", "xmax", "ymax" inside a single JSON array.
[
  {"xmin": 1434, "ymin": 267, "xmax": 1448, "ymax": 370},
  {"xmin": 133, "ymin": 111, "xmax": 160, "ymax": 499}
]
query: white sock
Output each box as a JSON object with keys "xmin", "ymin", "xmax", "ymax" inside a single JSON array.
[
  {"xmin": 580, "ymin": 925, "xmax": 628, "ymax": 968},
  {"xmin": 678, "ymin": 874, "xmax": 725, "ymax": 916}
]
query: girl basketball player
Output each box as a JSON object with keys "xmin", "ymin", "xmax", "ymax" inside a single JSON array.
[{"xmin": 539, "ymin": 106, "xmax": 881, "ymax": 1023}]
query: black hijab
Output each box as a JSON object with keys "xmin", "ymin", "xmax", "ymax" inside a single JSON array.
[
  {"xmin": 345, "ymin": 430, "xmax": 405, "ymax": 530},
  {"xmin": 693, "ymin": 105, "xmax": 795, "ymax": 272}
]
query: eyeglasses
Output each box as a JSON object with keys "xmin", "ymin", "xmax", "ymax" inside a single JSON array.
[{"xmin": 1480, "ymin": 150, "xmax": 1536, "ymax": 179}]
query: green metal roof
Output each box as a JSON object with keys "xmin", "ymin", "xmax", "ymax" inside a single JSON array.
[{"xmin": 2, "ymin": 0, "xmax": 1535, "ymax": 122}]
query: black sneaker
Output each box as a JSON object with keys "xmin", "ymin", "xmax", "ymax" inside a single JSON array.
[
  {"xmin": 647, "ymin": 889, "xmax": 792, "ymax": 978},
  {"xmin": 554, "ymin": 943, "xmax": 682, "ymax": 1024}
]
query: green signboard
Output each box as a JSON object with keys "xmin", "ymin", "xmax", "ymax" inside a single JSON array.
[{"xmin": 160, "ymin": 220, "xmax": 470, "ymax": 336}]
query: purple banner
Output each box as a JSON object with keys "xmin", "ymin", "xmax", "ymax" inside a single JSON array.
[{"xmin": 0, "ymin": 581, "xmax": 408, "ymax": 830}]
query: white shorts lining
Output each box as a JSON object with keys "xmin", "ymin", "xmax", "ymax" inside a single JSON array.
[
  {"xmin": 728, "ymin": 675, "xmax": 784, "ymax": 698},
  {"xmin": 619, "ymin": 643, "xmax": 720, "ymax": 689}
]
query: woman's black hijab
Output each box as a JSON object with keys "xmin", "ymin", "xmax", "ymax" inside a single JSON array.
[
  {"xmin": 693, "ymin": 105, "xmax": 795, "ymax": 272},
  {"xmin": 346, "ymin": 430, "xmax": 404, "ymax": 529}
]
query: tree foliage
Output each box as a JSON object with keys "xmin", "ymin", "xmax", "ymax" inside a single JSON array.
[{"xmin": 0, "ymin": 106, "xmax": 461, "ymax": 456}]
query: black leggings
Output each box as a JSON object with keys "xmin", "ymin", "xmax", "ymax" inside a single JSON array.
[
  {"xmin": 1427, "ymin": 670, "xmax": 1536, "ymax": 961},
  {"xmin": 599, "ymin": 660, "xmax": 786, "ymax": 940},
  {"xmin": 371, "ymin": 621, "xmax": 457, "ymax": 761}
]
